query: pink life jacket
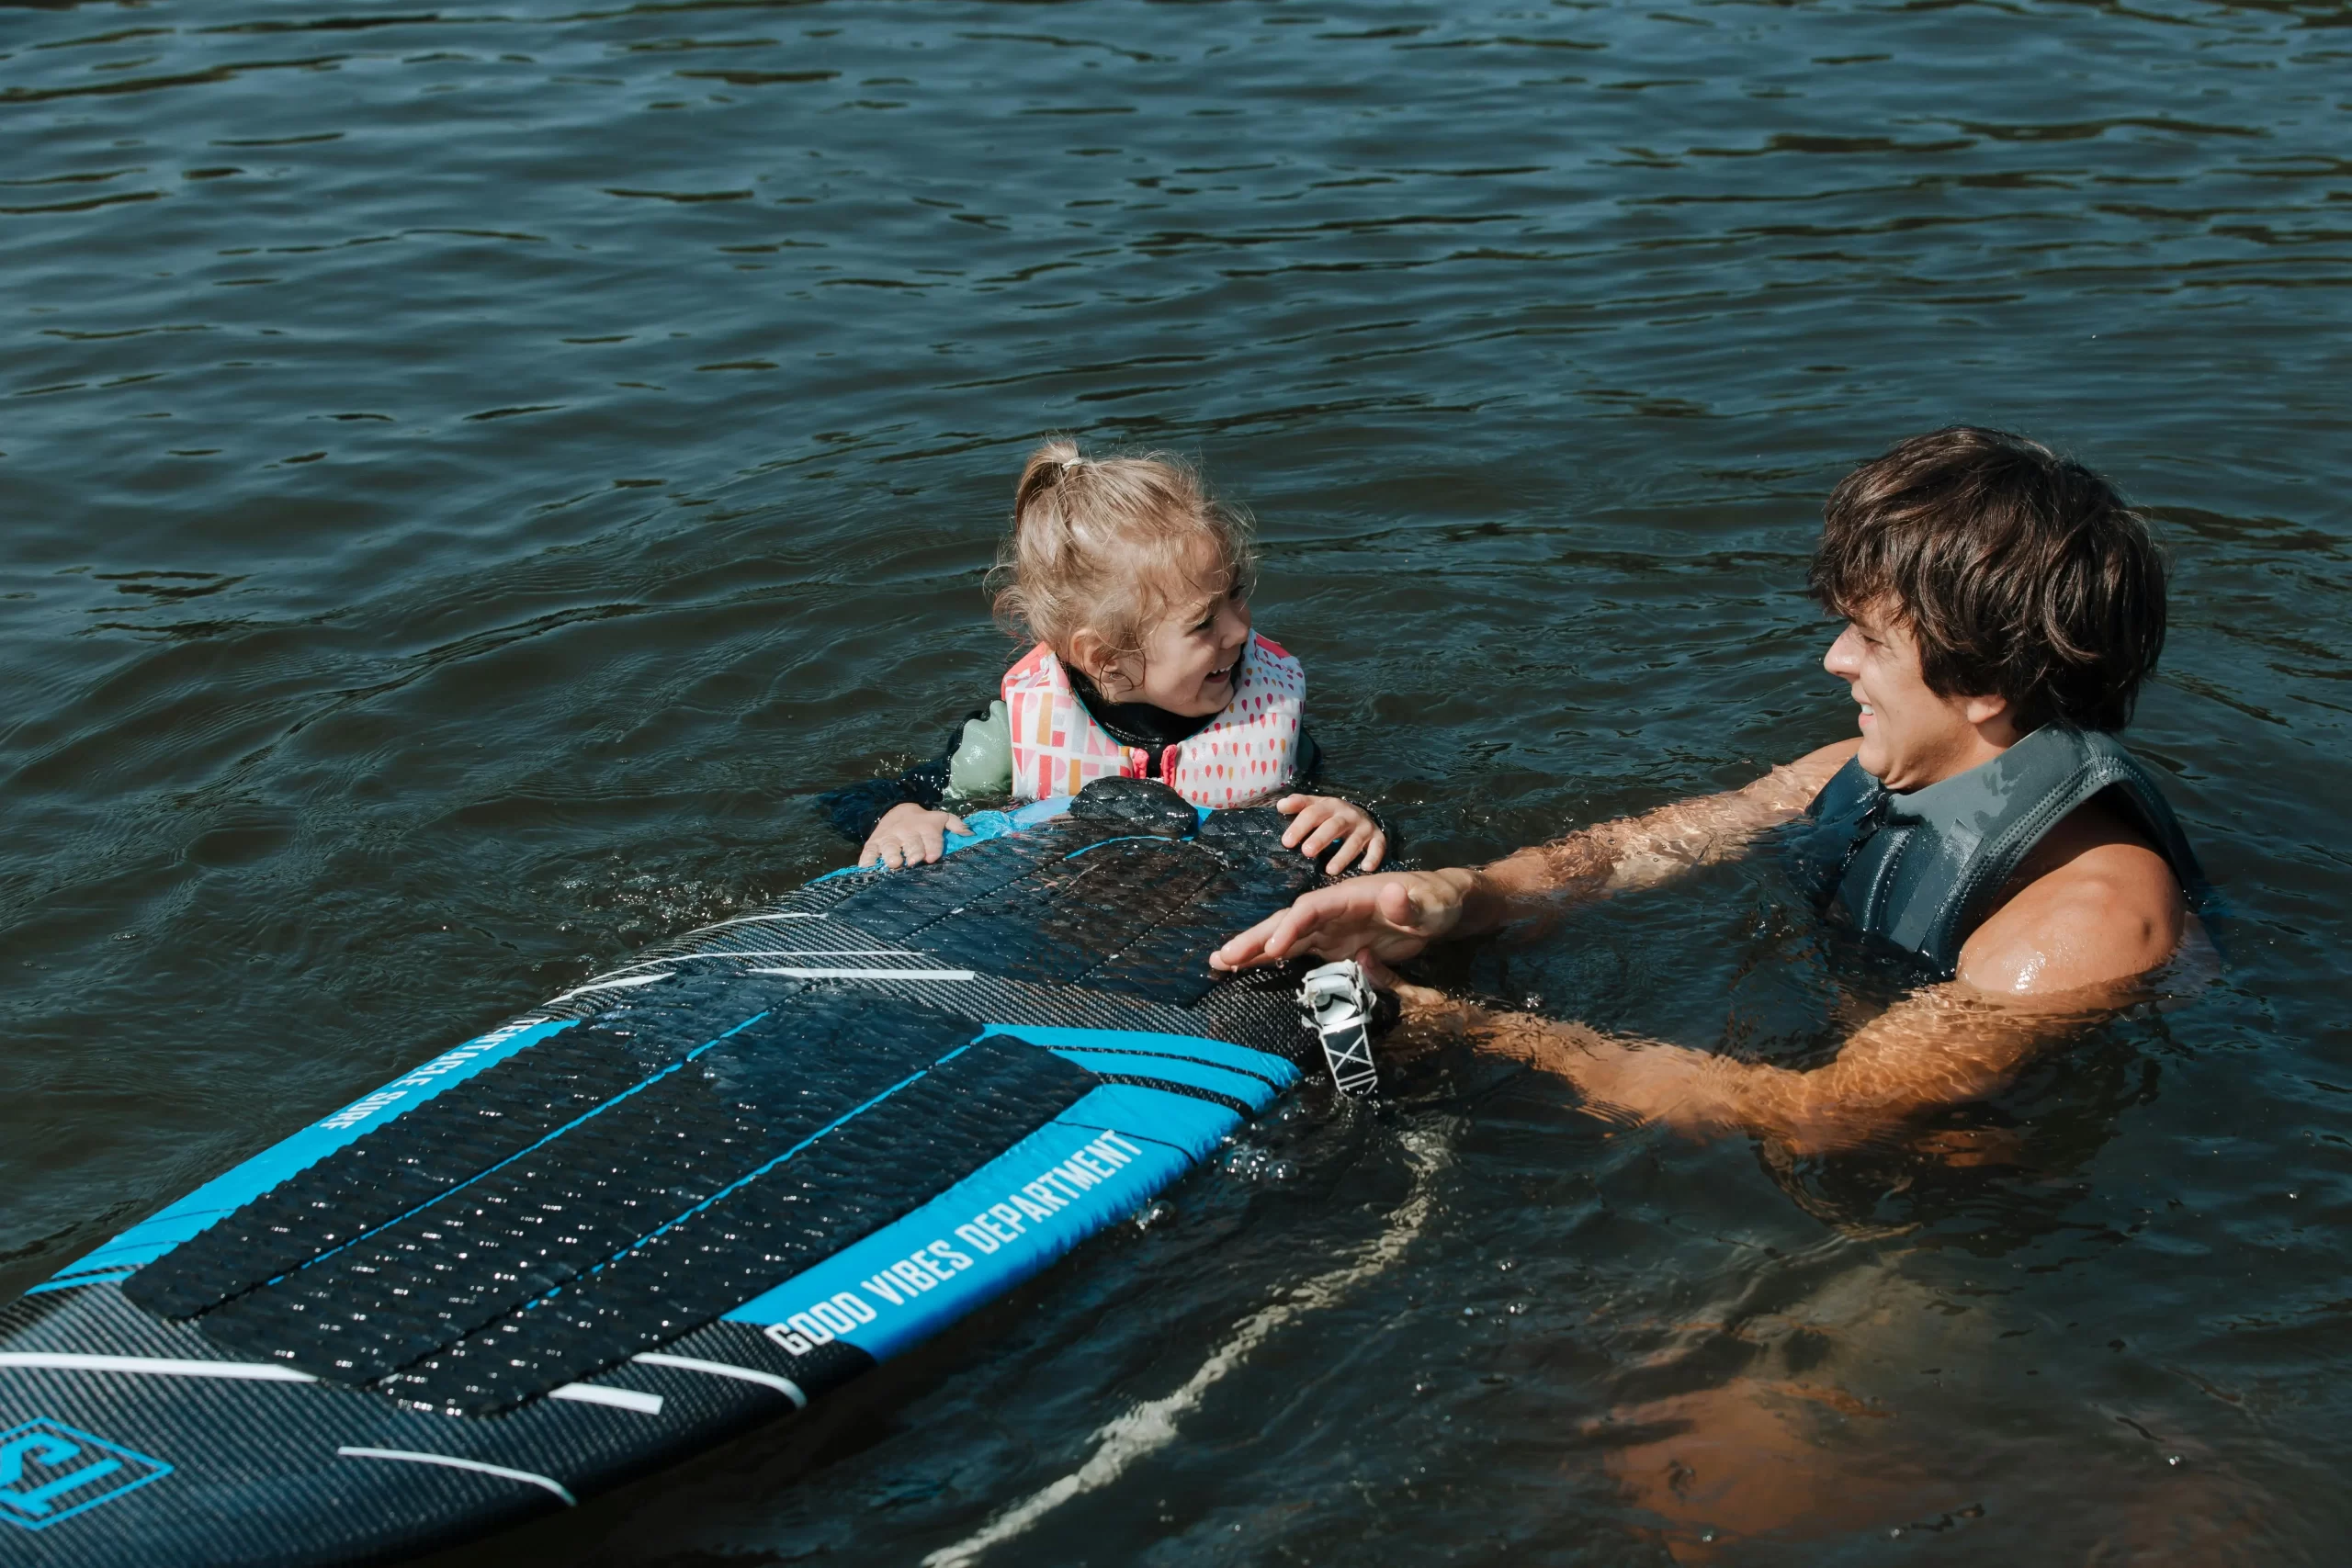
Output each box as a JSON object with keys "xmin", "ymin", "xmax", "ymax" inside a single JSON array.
[{"xmin": 1003, "ymin": 634, "xmax": 1306, "ymax": 808}]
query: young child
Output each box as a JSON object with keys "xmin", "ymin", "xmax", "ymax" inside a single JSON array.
[{"xmin": 826, "ymin": 439, "xmax": 1385, "ymax": 874}]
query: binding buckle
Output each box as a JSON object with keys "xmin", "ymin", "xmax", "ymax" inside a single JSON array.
[{"xmin": 1297, "ymin": 959, "xmax": 1379, "ymax": 1098}]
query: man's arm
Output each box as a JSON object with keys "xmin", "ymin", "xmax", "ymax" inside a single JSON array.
[
  {"xmin": 1425, "ymin": 982, "xmax": 2098, "ymax": 1156},
  {"xmin": 1211, "ymin": 740, "xmax": 1857, "ymax": 971},
  {"xmin": 1471, "ymin": 739, "xmax": 1859, "ymax": 915},
  {"xmin": 1393, "ymin": 796, "xmax": 2192, "ymax": 1154}
]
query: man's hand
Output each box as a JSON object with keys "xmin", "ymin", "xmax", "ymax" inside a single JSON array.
[
  {"xmin": 858, "ymin": 802, "xmax": 972, "ymax": 869},
  {"xmin": 1275, "ymin": 794, "xmax": 1386, "ymax": 874},
  {"xmin": 1209, "ymin": 869, "xmax": 1472, "ymax": 971}
]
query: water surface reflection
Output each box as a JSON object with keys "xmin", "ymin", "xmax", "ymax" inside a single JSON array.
[{"xmin": 4, "ymin": 0, "xmax": 2348, "ymax": 1562}]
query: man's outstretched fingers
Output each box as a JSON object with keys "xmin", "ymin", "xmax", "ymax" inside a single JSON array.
[
  {"xmin": 1210, "ymin": 912, "xmax": 1282, "ymax": 971},
  {"xmin": 1221, "ymin": 897, "xmax": 1329, "ymax": 967},
  {"xmin": 1253, "ymin": 904, "xmax": 1312, "ymax": 961},
  {"xmin": 1215, "ymin": 873, "xmax": 1462, "ymax": 972}
]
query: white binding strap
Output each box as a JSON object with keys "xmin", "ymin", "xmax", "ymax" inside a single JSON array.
[
  {"xmin": 752, "ymin": 967, "xmax": 975, "ymax": 982},
  {"xmin": 632, "ymin": 1352, "xmax": 808, "ymax": 1408},
  {"xmin": 548, "ymin": 1382, "xmax": 663, "ymax": 1415},
  {"xmin": 0, "ymin": 1352, "xmax": 316, "ymax": 1382},
  {"xmin": 336, "ymin": 1448, "xmax": 576, "ymax": 1506}
]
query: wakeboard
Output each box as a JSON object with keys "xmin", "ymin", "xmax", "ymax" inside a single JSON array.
[{"xmin": 0, "ymin": 780, "xmax": 1332, "ymax": 1565}]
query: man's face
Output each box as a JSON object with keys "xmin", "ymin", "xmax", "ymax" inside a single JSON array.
[{"xmin": 1822, "ymin": 603, "xmax": 2007, "ymax": 790}]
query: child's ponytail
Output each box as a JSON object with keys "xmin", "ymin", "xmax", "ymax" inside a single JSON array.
[{"xmin": 991, "ymin": 438, "xmax": 1255, "ymax": 671}]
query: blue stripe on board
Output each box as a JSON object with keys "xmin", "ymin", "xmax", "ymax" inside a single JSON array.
[
  {"xmin": 1035, "ymin": 1050, "xmax": 1283, "ymax": 1111},
  {"xmin": 974, "ymin": 1025, "xmax": 1298, "ymax": 1089},
  {"xmin": 44, "ymin": 1017, "xmax": 579, "ymax": 1285},
  {"xmin": 594, "ymin": 1057, "xmax": 947, "ymax": 1258},
  {"xmin": 165, "ymin": 1010, "xmax": 778, "ymax": 1304},
  {"xmin": 1052, "ymin": 1083, "xmax": 1242, "ymax": 1161},
  {"xmin": 722, "ymin": 1082, "xmax": 1234, "ymax": 1361},
  {"xmin": 944, "ymin": 795, "xmax": 1073, "ymax": 854},
  {"xmin": 511, "ymin": 1043, "xmax": 973, "ymax": 1321}
]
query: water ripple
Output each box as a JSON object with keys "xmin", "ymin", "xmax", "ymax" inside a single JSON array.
[{"xmin": 3, "ymin": 0, "xmax": 2350, "ymax": 1561}]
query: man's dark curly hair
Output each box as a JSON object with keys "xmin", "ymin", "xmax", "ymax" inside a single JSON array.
[{"xmin": 1809, "ymin": 427, "xmax": 2167, "ymax": 733}]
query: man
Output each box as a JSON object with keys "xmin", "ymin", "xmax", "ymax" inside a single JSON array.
[{"xmin": 1214, "ymin": 427, "xmax": 2205, "ymax": 1154}]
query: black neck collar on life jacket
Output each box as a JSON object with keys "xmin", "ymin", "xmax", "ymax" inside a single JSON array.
[{"xmin": 1065, "ymin": 665, "xmax": 1221, "ymax": 751}]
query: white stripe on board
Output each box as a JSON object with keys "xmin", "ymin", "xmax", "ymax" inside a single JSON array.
[
  {"xmin": 671, "ymin": 949, "xmax": 928, "ymax": 960},
  {"xmin": 0, "ymin": 1352, "xmax": 317, "ymax": 1383},
  {"xmin": 631, "ymin": 1352, "xmax": 808, "ymax": 1408},
  {"xmin": 687, "ymin": 911, "xmax": 828, "ymax": 931},
  {"xmin": 547, "ymin": 972, "xmax": 673, "ymax": 1003},
  {"xmin": 751, "ymin": 967, "xmax": 976, "ymax": 982},
  {"xmin": 549, "ymin": 947, "xmax": 931, "ymax": 998},
  {"xmin": 335, "ymin": 1448, "xmax": 576, "ymax": 1506},
  {"xmin": 580, "ymin": 947, "xmax": 927, "ymax": 977},
  {"xmin": 548, "ymin": 1382, "xmax": 664, "ymax": 1416}
]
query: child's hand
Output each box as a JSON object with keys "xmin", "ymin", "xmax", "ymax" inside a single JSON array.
[
  {"xmin": 1275, "ymin": 795, "xmax": 1387, "ymax": 874},
  {"xmin": 860, "ymin": 803, "xmax": 972, "ymax": 870}
]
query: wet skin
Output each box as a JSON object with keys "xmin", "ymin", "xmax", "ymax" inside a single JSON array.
[
  {"xmin": 1212, "ymin": 595, "xmax": 2205, "ymax": 1564},
  {"xmin": 1212, "ymin": 604, "xmax": 2192, "ymax": 1157}
]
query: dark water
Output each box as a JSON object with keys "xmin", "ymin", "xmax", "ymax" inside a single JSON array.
[{"xmin": 5, "ymin": 0, "xmax": 2349, "ymax": 1561}]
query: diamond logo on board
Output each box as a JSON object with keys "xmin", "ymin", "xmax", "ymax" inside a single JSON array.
[{"xmin": 0, "ymin": 1418, "xmax": 173, "ymax": 1531}]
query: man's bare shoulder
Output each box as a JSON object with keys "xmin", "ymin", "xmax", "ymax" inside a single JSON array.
[{"xmin": 1956, "ymin": 797, "xmax": 2187, "ymax": 997}]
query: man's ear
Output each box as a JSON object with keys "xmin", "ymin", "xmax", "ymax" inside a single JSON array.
[{"xmin": 1961, "ymin": 691, "xmax": 2011, "ymax": 729}]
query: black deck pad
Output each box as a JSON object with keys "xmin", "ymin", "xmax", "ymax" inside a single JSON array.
[
  {"xmin": 111, "ymin": 787, "xmax": 1326, "ymax": 1419},
  {"xmin": 819, "ymin": 816, "xmax": 1106, "ymax": 939},
  {"xmin": 170, "ymin": 998, "xmax": 1087, "ymax": 1404},
  {"xmin": 378, "ymin": 1033, "xmax": 1097, "ymax": 1414},
  {"xmin": 1065, "ymin": 775, "xmax": 1204, "ymax": 835},
  {"xmin": 124, "ymin": 974, "xmax": 813, "ymax": 1325},
  {"xmin": 827, "ymin": 805, "xmax": 1322, "ymax": 1007}
]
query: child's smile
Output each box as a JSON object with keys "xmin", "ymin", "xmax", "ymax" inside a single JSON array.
[{"xmin": 1107, "ymin": 535, "xmax": 1255, "ymax": 716}]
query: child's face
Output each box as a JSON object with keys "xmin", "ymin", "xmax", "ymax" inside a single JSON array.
[{"xmin": 1112, "ymin": 537, "xmax": 1253, "ymax": 716}]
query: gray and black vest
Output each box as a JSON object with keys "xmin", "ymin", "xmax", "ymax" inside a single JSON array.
[{"xmin": 1793, "ymin": 726, "xmax": 2202, "ymax": 979}]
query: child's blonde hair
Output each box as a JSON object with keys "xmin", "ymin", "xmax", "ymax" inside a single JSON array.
[{"xmin": 990, "ymin": 438, "xmax": 1257, "ymax": 667}]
